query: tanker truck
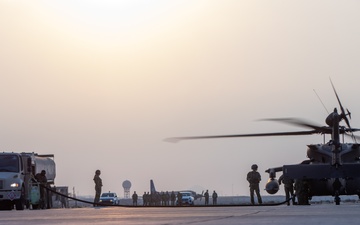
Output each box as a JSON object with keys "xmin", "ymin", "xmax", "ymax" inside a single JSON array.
[{"xmin": 0, "ymin": 152, "xmax": 56, "ymax": 210}]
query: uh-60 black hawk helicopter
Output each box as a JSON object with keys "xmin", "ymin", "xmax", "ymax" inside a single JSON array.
[{"xmin": 165, "ymin": 81, "xmax": 360, "ymax": 205}]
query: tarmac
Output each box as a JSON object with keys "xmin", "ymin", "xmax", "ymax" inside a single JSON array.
[{"xmin": 1, "ymin": 203, "xmax": 360, "ymax": 225}]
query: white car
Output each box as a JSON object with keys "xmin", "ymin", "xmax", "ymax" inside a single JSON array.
[
  {"xmin": 177, "ymin": 191, "xmax": 195, "ymax": 206},
  {"xmin": 99, "ymin": 192, "xmax": 119, "ymax": 205}
]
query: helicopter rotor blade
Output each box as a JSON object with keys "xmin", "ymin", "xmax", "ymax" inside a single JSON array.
[
  {"xmin": 259, "ymin": 118, "xmax": 331, "ymax": 133},
  {"xmin": 345, "ymin": 133, "xmax": 360, "ymax": 142},
  {"xmin": 342, "ymin": 126, "xmax": 360, "ymax": 132},
  {"xmin": 330, "ymin": 78, "xmax": 356, "ymax": 142},
  {"xmin": 347, "ymin": 108, "xmax": 352, "ymax": 119},
  {"xmin": 330, "ymin": 78, "xmax": 352, "ymax": 127},
  {"xmin": 164, "ymin": 130, "xmax": 319, "ymax": 143}
]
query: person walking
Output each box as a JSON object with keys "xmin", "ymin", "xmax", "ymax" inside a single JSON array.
[{"xmin": 246, "ymin": 164, "xmax": 262, "ymax": 205}]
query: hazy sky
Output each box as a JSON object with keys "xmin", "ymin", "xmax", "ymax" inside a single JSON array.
[{"xmin": 1, "ymin": 0, "xmax": 360, "ymax": 198}]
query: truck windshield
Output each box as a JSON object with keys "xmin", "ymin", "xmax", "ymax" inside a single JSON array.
[{"xmin": 0, "ymin": 155, "xmax": 20, "ymax": 172}]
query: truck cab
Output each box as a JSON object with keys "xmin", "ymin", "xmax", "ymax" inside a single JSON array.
[
  {"xmin": 0, "ymin": 153, "xmax": 31, "ymax": 210},
  {"xmin": 0, "ymin": 152, "xmax": 56, "ymax": 210}
]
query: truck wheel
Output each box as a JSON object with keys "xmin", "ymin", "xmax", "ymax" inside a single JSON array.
[
  {"xmin": 26, "ymin": 200, "xmax": 30, "ymax": 209},
  {"xmin": 335, "ymin": 195, "xmax": 341, "ymax": 205},
  {"xmin": 15, "ymin": 199, "xmax": 25, "ymax": 210},
  {"xmin": 0, "ymin": 202, "xmax": 13, "ymax": 210},
  {"xmin": 15, "ymin": 187, "xmax": 25, "ymax": 210}
]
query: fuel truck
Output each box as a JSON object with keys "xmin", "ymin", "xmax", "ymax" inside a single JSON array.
[{"xmin": 0, "ymin": 152, "xmax": 56, "ymax": 210}]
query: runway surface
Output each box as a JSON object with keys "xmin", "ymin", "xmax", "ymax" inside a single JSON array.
[{"xmin": 1, "ymin": 203, "xmax": 359, "ymax": 225}]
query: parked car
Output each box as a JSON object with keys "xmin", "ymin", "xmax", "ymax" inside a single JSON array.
[
  {"xmin": 99, "ymin": 192, "xmax": 119, "ymax": 205},
  {"xmin": 176, "ymin": 191, "xmax": 195, "ymax": 206}
]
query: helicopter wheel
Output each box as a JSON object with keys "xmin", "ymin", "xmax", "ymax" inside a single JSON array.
[
  {"xmin": 334, "ymin": 194, "xmax": 341, "ymax": 205},
  {"xmin": 335, "ymin": 197, "xmax": 340, "ymax": 205}
]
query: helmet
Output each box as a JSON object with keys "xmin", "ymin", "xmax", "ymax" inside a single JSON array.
[
  {"xmin": 95, "ymin": 170, "xmax": 101, "ymax": 175},
  {"xmin": 251, "ymin": 164, "xmax": 258, "ymax": 170},
  {"xmin": 41, "ymin": 170, "xmax": 46, "ymax": 175}
]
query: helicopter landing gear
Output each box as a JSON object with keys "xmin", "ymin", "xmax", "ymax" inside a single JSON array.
[
  {"xmin": 295, "ymin": 180, "xmax": 310, "ymax": 205},
  {"xmin": 334, "ymin": 193, "xmax": 341, "ymax": 205},
  {"xmin": 333, "ymin": 178, "xmax": 342, "ymax": 205}
]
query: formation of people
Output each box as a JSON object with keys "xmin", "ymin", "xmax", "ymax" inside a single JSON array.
[
  {"xmin": 141, "ymin": 191, "xmax": 174, "ymax": 206},
  {"xmin": 93, "ymin": 166, "xmax": 300, "ymax": 206}
]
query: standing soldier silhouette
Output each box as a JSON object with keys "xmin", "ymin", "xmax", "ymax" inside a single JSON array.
[
  {"xmin": 132, "ymin": 191, "xmax": 138, "ymax": 206},
  {"xmin": 204, "ymin": 190, "xmax": 210, "ymax": 205},
  {"xmin": 246, "ymin": 164, "xmax": 262, "ymax": 205},
  {"xmin": 35, "ymin": 170, "xmax": 48, "ymax": 209},
  {"xmin": 165, "ymin": 191, "xmax": 170, "ymax": 206},
  {"xmin": 212, "ymin": 190, "xmax": 218, "ymax": 205},
  {"xmin": 279, "ymin": 174, "xmax": 296, "ymax": 205},
  {"xmin": 93, "ymin": 169, "xmax": 102, "ymax": 206},
  {"xmin": 142, "ymin": 192, "xmax": 147, "ymax": 206},
  {"xmin": 170, "ymin": 191, "xmax": 176, "ymax": 206},
  {"xmin": 177, "ymin": 192, "xmax": 182, "ymax": 206}
]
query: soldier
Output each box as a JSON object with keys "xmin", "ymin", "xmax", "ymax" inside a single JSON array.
[
  {"xmin": 204, "ymin": 190, "xmax": 209, "ymax": 205},
  {"xmin": 93, "ymin": 169, "xmax": 102, "ymax": 206},
  {"xmin": 161, "ymin": 192, "xmax": 166, "ymax": 206},
  {"xmin": 246, "ymin": 164, "xmax": 262, "ymax": 205},
  {"xmin": 295, "ymin": 180, "xmax": 310, "ymax": 205},
  {"xmin": 279, "ymin": 174, "xmax": 296, "ymax": 205},
  {"xmin": 165, "ymin": 191, "xmax": 170, "ymax": 206},
  {"xmin": 150, "ymin": 192, "xmax": 155, "ymax": 206},
  {"xmin": 146, "ymin": 192, "xmax": 151, "ymax": 206},
  {"xmin": 132, "ymin": 191, "xmax": 138, "ymax": 206},
  {"xmin": 60, "ymin": 189, "xmax": 67, "ymax": 208},
  {"xmin": 212, "ymin": 190, "xmax": 218, "ymax": 205},
  {"xmin": 35, "ymin": 170, "xmax": 47, "ymax": 208},
  {"xmin": 142, "ymin": 192, "xmax": 147, "ymax": 206},
  {"xmin": 177, "ymin": 192, "xmax": 182, "ymax": 206},
  {"xmin": 170, "ymin": 191, "xmax": 176, "ymax": 206},
  {"xmin": 155, "ymin": 192, "xmax": 161, "ymax": 206}
]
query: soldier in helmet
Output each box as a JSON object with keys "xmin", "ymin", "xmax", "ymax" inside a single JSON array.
[
  {"xmin": 246, "ymin": 164, "xmax": 262, "ymax": 205},
  {"xmin": 170, "ymin": 191, "xmax": 176, "ymax": 206},
  {"xmin": 35, "ymin": 170, "xmax": 48, "ymax": 208},
  {"xmin": 93, "ymin": 169, "xmax": 102, "ymax": 206},
  {"xmin": 204, "ymin": 190, "xmax": 209, "ymax": 205},
  {"xmin": 212, "ymin": 190, "xmax": 218, "ymax": 205},
  {"xmin": 132, "ymin": 191, "xmax": 138, "ymax": 206},
  {"xmin": 279, "ymin": 173, "xmax": 296, "ymax": 205},
  {"xmin": 177, "ymin": 192, "xmax": 182, "ymax": 206}
]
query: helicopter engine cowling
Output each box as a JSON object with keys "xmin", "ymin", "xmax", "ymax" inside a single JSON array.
[{"xmin": 265, "ymin": 179, "xmax": 279, "ymax": 194}]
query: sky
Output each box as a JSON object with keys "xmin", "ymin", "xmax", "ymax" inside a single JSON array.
[{"xmin": 1, "ymin": 0, "xmax": 360, "ymax": 198}]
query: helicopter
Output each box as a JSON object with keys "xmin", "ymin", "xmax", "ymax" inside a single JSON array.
[{"xmin": 165, "ymin": 81, "xmax": 360, "ymax": 205}]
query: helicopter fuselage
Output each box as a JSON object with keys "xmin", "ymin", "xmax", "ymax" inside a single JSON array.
[
  {"xmin": 307, "ymin": 143, "xmax": 360, "ymax": 164},
  {"xmin": 265, "ymin": 143, "xmax": 360, "ymax": 204}
]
